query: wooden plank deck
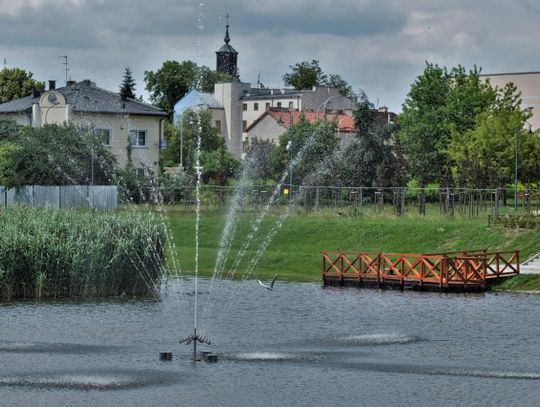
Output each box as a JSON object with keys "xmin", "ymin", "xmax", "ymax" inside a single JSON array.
[{"xmin": 322, "ymin": 249, "xmax": 519, "ymax": 292}]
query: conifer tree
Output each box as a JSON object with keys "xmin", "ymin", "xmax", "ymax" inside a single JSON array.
[{"xmin": 119, "ymin": 67, "xmax": 136, "ymax": 100}]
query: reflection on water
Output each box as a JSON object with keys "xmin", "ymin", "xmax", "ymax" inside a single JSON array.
[{"xmin": 0, "ymin": 278, "xmax": 539, "ymax": 406}]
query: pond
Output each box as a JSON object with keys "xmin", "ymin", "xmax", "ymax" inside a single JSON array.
[{"xmin": 1, "ymin": 278, "xmax": 539, "ymax": 406}]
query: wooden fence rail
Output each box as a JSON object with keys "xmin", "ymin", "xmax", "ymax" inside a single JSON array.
[{"xmin": 321, "ymin": 249, "xmax": 519, "ymax": 291}]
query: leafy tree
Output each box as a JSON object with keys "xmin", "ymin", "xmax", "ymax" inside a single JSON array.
[
  {"xmin": 144, "ymin": 60, "xmax": 231, "ymax": 119},
  {"xmin": 283, "ymin": 60, "xmax": 327, "ymax": 90},
  {"xmin": 445, "ymin": 65, "xmax": 496, "ymax": 134},
  {"xmin": 0, "ymin": 124, "xmax": 118, "ymax": 187},
  {"xmin": 161, "ymin": 110, "xmax": 239, "ymax": 185},
  {"xmin": 324, "ymin": 73, "xmax": 357, "ymax": 102},
  {"xmin": 448, "ymin": 84, "xmax": 537, "ymax": 188},
  {"xmin": 271, "ymin": 115, "xmax": 339, "ymax": 185},
  {"xmin": 0, "ymin": 67, "xmax": 44, "ymax": 104},
  {"xmin": 448, "ymin": 110, "xmax": 523, "ymax": 188},
  {"xmin": 398, "ymin": 62, "xmax": 451, "ymax": 187},
  {"xmin": 244, "ymin": 140, "xmax": 276, "ymax": 184},
  {"xmin": 342, "ymin": 93, "xmax": 404, "ymax": 187},
  {"xmin": 119, "ymin": 66, "xmax": 136, "ymax": 100}
]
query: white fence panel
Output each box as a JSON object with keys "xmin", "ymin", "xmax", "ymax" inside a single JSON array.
[
  {"xmin": 34, "ymin": 186, "xmax": 60, "ymax": 208},
  {"xmin": 0, "ymin": 185, "xmax": 117, "ymax": 210},
  {"xmin": 6, "ymin": 186, "xmax": 33, "ymax": 206},
  {"xmin": 60, "ymin": 185, "xmax": 90, "ymax": 209},
  {"xmin": 88, "ymin": 186, "xmax": 117, "ymax": 210}
]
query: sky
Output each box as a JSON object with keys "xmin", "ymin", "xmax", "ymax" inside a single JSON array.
[{"xmin": 1, "ymin": 0, "xmax": 539, "ymax": 113}]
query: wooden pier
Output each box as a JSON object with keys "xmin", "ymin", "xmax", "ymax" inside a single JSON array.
[{"xmin": 321, "ymin": 249, "xmax": 519, "ymax": 291}]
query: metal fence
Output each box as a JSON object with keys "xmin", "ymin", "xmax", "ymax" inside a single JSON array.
[
  {"xmin": 0, "ymin": 185, "xmax": 118, "ymax": 210},
  {"xmin": 136, "ymin": 185, "xmax": 540, "ymax": 218}
]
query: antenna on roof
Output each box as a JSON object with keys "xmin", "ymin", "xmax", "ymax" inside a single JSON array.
[{"xmin": 58, "ymin": 56, "xmax": 69, "ymax": 83}]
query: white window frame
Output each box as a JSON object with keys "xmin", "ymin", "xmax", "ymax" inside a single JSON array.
[{"xmin": 130, "ymin": 129, "xmax": 147, "ymax": 147}]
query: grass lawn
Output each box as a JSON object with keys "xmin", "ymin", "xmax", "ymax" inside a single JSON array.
[{"xmin": 165, "ymin": 208, "xmax": 540, "ymax": 288}]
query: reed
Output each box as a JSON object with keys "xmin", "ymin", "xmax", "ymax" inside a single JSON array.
[{"xmin": 0, "ymin": 208, "xmax": 165, "ymax": 300}]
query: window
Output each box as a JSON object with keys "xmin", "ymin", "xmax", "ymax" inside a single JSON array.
[
  {"xmin": 254, "ymin": 103, "xmax": 259, "ymax": 111},
  {"xmin": 132, "ymin": 168, "xmax": 145, "ymax": 177},
  {"xmin": 277, "ymin": 102, "xmax": 282, "ymax": 108},
  {"xmin": 242, "ymin": 120, "xmax": 247, "ymax": 131},
  {"xmin": 94, "ymin": 128, "xmax": 111, "ymax": 145},
  {"xmin": 243, "ymin": 103, "xmax": 247, "ymax": 111},
  {"xmin": 289, "ymin": 101, "xmax": 294, "ymax": 109},
  {"xmin": 265, "ymin": 102, "xmax": 270, "ymax": 110},
  {"xmin": 130, "ymin": 130, "xmax": 146, "ymax": 147},
  {"xmin": 215, "ymin": 120, "xmax": 221, "ymax": 132}
]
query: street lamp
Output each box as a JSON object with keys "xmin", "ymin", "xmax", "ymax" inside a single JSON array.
[
  {"xmin": 178, "ymin": 108, "xmax": 187, "ymax": 170},
  {"xmin": 286, "ymin": 140, "xmax": 292, "ymax": 198},
  {"xmin": 514, "ymin": 129, "xmax": 519, "ymax": 211},
  {"xmin": 317, "ymin": 95, "xmax": 340, "ymax": 120}
]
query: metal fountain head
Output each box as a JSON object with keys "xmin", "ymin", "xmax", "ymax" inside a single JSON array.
[{"xmin": 179, "ymin": 328, "xmax": 211, "ymax": 361}]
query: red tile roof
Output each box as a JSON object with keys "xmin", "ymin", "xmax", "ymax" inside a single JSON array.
[{"xmin": 264, "ymin": 110, "xmax": 355, "ymax": 133}]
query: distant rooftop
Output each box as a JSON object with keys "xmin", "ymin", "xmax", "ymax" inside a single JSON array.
[{"xmin": 0, "ymin": 80, "xmax": 165, "ymax": 117}]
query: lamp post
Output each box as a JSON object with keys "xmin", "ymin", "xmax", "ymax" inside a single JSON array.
[
  {"xmin": 317, "ymin": 95, "xmax": 340, "ymax": 120},
  {"xmin": 286, "ymin": 140, "xmax": 292, "ymax": 199},
  {"xmin": 514, "ymin": 129, "xmax": 519, "ymax": 211},
  {"xmin": 178, "ymin": 109, "xmax": 186, "ymax": 170}
]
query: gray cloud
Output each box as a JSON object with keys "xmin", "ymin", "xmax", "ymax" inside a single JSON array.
[{"xmin": 1, "ymin": 0, "xmax": 540, "ymax": 112}]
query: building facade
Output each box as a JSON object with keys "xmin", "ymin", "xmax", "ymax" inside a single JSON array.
[
  {"xmin": 0, "ymin": 80, "xmax": 166, "ymax": 175},
  {"xmin": 481, "ymin": 71, "xmax": 540, "ymax": 130}
]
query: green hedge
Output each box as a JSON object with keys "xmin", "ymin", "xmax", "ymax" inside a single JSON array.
[{"xmin": 0, "ymin": 208, "xmax": 165, "ymax": 300}]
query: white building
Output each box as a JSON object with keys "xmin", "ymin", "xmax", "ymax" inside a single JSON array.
[
  {"xmin": 481, "ymin": 71, "xmax": 540, "ymax": 130},
  {"xmin": 0, "ymin": 79, "xmax": 166, "ymax": 175}
]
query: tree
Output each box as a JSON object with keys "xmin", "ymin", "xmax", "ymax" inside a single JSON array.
[
  {"xmin": 119, "ymin": 66, "xmax": 136, "ymax": 100},
  {"xmin": 144, "ymin": 61, "xmax": 231, "ymax": 119},
  {"xmin": 0, "ymin": 67, "xmax": 44, "ymax": 104},
  {"xmin": 0, "ymin": 124, "xmax": 118, "ymax": 187},
  {"xmin": 398, "ymin": 62, "xmax": 452, "ymax": 187},
  {"xmin": 161, "ymin": 110, "xmax": 239, "ymax": 185},
  {"xmin": 448, "ymin": 84, "xmax": 537, "ymax": 188},
  {"xmin": 342, "ymin": 93, "xmax": 404, "ymax": 187},
  {"xmin": 324, "ymin": 73, "xmax": 357, "ymax": 102},
  {"xmin": 271, "ymin": 115, "xmax": 339, "ymax": 185},
  {"xmin": 283, "ymin": 60, "xmax": 327, "ymax": 90}
]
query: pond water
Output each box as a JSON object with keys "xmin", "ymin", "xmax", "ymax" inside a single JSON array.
[{"xmin": 0, "ymin": 278, "xmax": 539, "ymax": 407}]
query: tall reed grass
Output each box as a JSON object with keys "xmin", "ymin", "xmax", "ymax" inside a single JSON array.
[{"xmin": 0, "ymin": 208, "xmax": 165, "ymax": 300}]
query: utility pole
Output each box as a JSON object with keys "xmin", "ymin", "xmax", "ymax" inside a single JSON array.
[
  {"xmin": 3, "ymin": 58, "xmax": 6, "ymax": 70},
  {"xmin": 58, "ymin": 56, "xmax": 69, "ymax": 83}
]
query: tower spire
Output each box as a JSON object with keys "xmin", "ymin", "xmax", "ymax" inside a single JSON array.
[{"xmin": 224, "ymin": 13, "xmax": 230, "ymax": 44}]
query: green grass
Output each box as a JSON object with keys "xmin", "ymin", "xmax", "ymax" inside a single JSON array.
[
  {"xmin": 491, "ymin": 275, "xmax": 540, "ymax": 292},
  {"xmin": 166, "ymin": 208, "xmax": 540, "ymax": 286}
]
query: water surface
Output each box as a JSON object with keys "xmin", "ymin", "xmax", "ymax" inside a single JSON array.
[{"xmin": 0, "ymin": 279, "xmax": 539, "ymax": 406}]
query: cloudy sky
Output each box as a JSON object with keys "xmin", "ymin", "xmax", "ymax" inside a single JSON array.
[{"xmin": 0, "ymin": 0, "xmax": 539, "ymax": 112}]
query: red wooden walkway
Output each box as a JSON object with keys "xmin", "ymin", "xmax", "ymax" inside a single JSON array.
[{"xmin": 321, "ymin": 249, "xmax": 519, "ymax": 291}]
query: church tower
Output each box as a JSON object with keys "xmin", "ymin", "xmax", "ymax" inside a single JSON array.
[{"xmin": 216, "ymin": 14, "xmax": 239, "ymax": 80}]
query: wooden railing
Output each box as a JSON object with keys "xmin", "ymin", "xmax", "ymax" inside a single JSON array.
[{"xmin": 321, "ymin": 249, "xmax": 519, "ymax": 290}]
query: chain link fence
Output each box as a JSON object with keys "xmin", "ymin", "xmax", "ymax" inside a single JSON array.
[{"xmin": 131, "ymin": 185, "xmax": 540, "ymax": 218}]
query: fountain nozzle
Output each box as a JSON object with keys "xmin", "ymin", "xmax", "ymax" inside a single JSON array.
[{"xmin": 179, "ymin": 328, "xmax": 211, "ymax": 361}]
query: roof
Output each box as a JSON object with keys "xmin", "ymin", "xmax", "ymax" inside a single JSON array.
[
  {"xmin": 0, "ymin": 80, "xmax": 165, "ymax": 117},
  {"xmin": 173, "ymin": 89, "xmax": 223, "ymax": 124},
  {"xmin": 0, "ymin": 95, "xmax": 33, "ymax": 113},
  {"xmin": 216, "ymin": 43, "xmax": 238, "ymax": 54},
  {"xmin": 480, "ymin": 71, "xmax": 540, "ymax": 77},
  {"xmin": 246, "ymin": 109, "xmax": 355, "ymax": 133}
]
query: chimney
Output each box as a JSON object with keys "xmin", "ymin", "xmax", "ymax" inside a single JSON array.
[
  {"xmin": 66, "ymin": 80, "xmax": 76, "ymax": 86},
  {"xmin": 48, "ymin": 80, "xmax": 56, "ymax": 90}
]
